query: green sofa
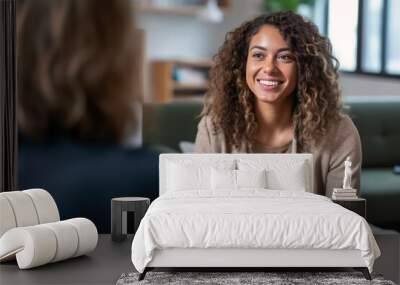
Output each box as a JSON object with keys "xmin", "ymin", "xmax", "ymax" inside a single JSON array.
[
  {"xmin": 344, "ymin": 96, "xmax": 400, "ymax": 232},
  {"xmin": 143, "ymin": 96, "xmax": 400, "ymax": 232}
]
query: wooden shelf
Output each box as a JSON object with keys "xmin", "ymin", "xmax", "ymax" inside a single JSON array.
[
  {"xmin": 173, "ymin": 59, "xmax": 213, "ymax": 68},
  {"xmin": 136, "ymin": 4, "xmax": 204, "ymax": 16},
  {"xmin": 174, "ymin": 83, "xmax": 208, "ymax": 91},
  {"xmin": 151, "ymin": 59, "xmax": 212, "ymax": 102},
  {"xmin": 135, "ymin": 1, "xmax": 230, "ymax": 16}
]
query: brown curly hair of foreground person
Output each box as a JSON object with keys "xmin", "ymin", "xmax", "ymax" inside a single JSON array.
[
  {"xmin": 17, "ymin": 0, "xmax": 139, "ymax": 143},
  {"xmin": 203, "ymin": 11, "xmax": 342, "ymax": 152}
]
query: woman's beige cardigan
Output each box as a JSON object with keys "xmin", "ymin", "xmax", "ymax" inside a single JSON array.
[{"xmin": 194, "ymin": 115, "xmax": 362, "ymax": 197}]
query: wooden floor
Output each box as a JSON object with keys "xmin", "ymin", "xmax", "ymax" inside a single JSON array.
[{"xmin": 0, "ymin": 226, "xmax": 399, "ymax": 285}]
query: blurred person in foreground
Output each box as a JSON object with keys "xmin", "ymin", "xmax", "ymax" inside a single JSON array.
[{"xmin": 17, "ymin": 0, "xmax": 159, "ymax": 233}]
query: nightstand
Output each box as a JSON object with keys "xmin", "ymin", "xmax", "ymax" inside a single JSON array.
[
  {"xmin": 111, "ymin": 197, "xmax": 150, "ymax": 242},
  {"xmin": 332, "ymin": 198, "xmax": 366, "ymax": 218}
]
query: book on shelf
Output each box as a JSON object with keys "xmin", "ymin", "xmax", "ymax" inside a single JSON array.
[
  {"xmin": 333, "ymin": 189, "xmax": 357, "ymax": 193},
  {"xmin": 332, "ymin": 188, "xmax": 358, "ymax": 200},
  {"xmin": 333, "ymin": 193, "xmax": 357, "ymax": 197},
  {"xmin": 332, "ymin": 195, "xmax": 359, "ymax": 200},
  {"xmin": 173, "ymin": 67, "xmax": 208, "ymax": 85}
]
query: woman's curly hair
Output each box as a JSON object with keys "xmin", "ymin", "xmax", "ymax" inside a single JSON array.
[
  {"xmin": 17, "ymin": 0, "xmax": 139, "ymax": 143},
  {"xmin": 203, "ymin": 11, "xmax": 342, "ymax": 152}
]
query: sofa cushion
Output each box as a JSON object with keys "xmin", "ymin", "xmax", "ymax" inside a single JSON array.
[
  {"xmin": 360, "ymin": 168, "xmax": 400, "ymax": 232},
  {"xmin": 345, "ymin": 96, "xmax": 400, "ymax": 167},
  {"xmin": 143, "ymin": 101, "xmax": 202, "ymax": 152}
]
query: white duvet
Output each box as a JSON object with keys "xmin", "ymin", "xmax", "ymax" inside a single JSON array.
[{"xmin": 131, "ymin": 190, "xmax": 380, "ymax": 273}]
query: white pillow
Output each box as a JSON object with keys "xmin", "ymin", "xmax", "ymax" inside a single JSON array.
[
  {"xmin": 167, "ymin": 160, "xmax": 235, "ymax": 192},
  {"xmin": 267, "ymin": 165, "xmax": 306, "ymax": 191},
  {"xmin": 211, "ymin": 168, "xmax": 267, "ymax": 190},
  {"xmin": 236, "ymin": 169, "xmax": 267, "ymax": 189},
  {"xmin": 167, "ymin": 162, "xmax": 209, "ymax": 191},
  {"xmin": 238, "ymin": 159, "xmax": 308, "ymax": 191},
  {"xmin": 211, "ymin": 168, "xmax": 236, "ymax": 190}
]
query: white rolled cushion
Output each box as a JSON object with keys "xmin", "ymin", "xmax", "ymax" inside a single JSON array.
[
  {"xmin": 211, "ymin": 168, "xmax": 236, "ymax": 190},
  {"xmin": 0, "ymin": 226, "xmax": 57, "ymax": 269},
  {"xmin": 0, "ymin": 195, "xmax": 17, "ymax": 237},
  {"xmin": 238, "ymin": 159, "xmax": 308, "ymax": 191},
  {"xmin": 23, "ymin": 189, "xmax": 60, "ymax": 223},
  {"xmin": 1, "ymin": 191, "xmax": 39, "ymax": 227},
  {"xmin": 236, "ymin": 169, "xmax": 267, "ymax": 189},
  {"xmin": 0, "ymin": 218, "xmax": 97, "ymax": 269},
  {"xmin": 42, "ymin": 221, "xmax": 79, "ymax": 262},
  {"xmin": 64, "ymin": 218, "xmax": 98, "ymax": 257}
]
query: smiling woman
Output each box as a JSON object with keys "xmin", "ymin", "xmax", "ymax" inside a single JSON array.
[{"xmin": 194, "ymin": 11, "xmax": 362, "ymax": 197}]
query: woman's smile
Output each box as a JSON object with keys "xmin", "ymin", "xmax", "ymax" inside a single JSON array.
[{"xmin": 257, "ymin": 78, "xmax": 284, "ymax": 91}]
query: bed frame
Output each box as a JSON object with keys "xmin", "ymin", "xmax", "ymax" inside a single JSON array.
[
  {"xmin": 138, "ymin": 154, "xmax": 372, "ymax": 281},
  {"xmin": 139, "ymin": 248, "xmax": 371, "ymax": 280}
]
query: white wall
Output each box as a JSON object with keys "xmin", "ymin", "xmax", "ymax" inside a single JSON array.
[
  {"xmin": 340, "ymin": 73, "xmax": 400, "ymax": 96},
  {"xmin": 137, "ymin": 0, "xmax": 262, "ymax": 60}
]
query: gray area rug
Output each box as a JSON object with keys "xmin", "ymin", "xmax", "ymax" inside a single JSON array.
[{"xmin": 117, "ymin": 272, "xmax": 396, "ymax": 285}]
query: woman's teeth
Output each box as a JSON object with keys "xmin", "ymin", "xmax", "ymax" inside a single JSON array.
[{"xmin": 259, "ymin": 79, "xmax": 281, "ymax": 86}]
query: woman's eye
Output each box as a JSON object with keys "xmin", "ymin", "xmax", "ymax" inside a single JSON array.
[
  {"xmin": 277, "ymin": 54, "xmax": 294, "ymax": 62},
  {"xmin": 252, "ymin": 53, "xmax": 264, "ymax": 59}
]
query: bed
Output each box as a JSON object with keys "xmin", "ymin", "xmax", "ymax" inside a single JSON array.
[{"xmin": 131, "ymin": 154, "xmax": 380, "ymax": 280}]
